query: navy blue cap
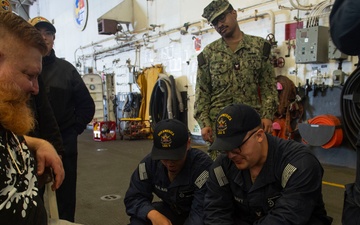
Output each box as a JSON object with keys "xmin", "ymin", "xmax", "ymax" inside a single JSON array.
[
  {"xmin": 210, "ymin": 104, "xmax": 261, "ymax": 151},
  {"xmin": 152, "ymin": 119, "xmax": 189, "ymax": 160}
]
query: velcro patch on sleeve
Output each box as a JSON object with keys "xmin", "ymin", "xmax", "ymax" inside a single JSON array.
[
  {"xmin": 281, "ymin": 163, "xmax": 297, "ymax": 188},
  {"xmin": 214, "ymin": 166, "xmax": 228, "ymax": 187},
  {"xmin": 195, "ymin": 170, "xmax": 209, "ymax": 189},
  {"xmin": 197, "ymin": 52, "xmax": 206, "ymax": 66},
  {"xmin": 138, "ymin": 162, "xmax": 148, "ymax": 180}
]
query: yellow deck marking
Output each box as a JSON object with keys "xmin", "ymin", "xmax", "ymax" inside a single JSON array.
[{"xmin": 322, "ymin": 181, "xmax": 345, "ymax": 189}]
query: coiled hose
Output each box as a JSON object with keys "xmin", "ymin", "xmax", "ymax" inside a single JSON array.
[
  {"xmin": 149, "ymin": 79, "xmax": 169, "ymax": 124},
  {"xmin": 341, "ymin": 67, "xmax": 360, "ymax": 150},
  {"xmin": 307, "ymin": 115, "xmax": 343, "ymax": 149},
  {"xmin": 149, "ymin": 74, "xmax": 184, "ymax": 126}
]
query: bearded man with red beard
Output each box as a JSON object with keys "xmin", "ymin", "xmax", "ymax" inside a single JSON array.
[{"xmin": 0, "ymin": 11, "xmax": 64, "ymax": 225}]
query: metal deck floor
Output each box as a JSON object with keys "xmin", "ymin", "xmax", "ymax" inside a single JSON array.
[{"xmin": 73, "ymin": 129, "xmax": 356, "ymax": 225}]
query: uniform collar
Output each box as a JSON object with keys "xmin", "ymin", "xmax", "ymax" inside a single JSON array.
[
  {"xmin": 170, "ymin": 149, "xmax": 193, "ymax": 186},
  {"xmin": 249, "ymin": 134, "xmax": 276, "ymax": 192},
  {"xmin": 217, "ymin": 31, "xmax": 253, "ymax": 52},
  {"xmin": 43, "ymin": 49, "xmax": 56, "ymax": 66}
]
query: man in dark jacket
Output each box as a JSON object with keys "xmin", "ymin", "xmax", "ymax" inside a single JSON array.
[
  {"xmin": 29, "ymin": 76, "xmax": 64, "ymax": 157},
  {"xmin": 29, "ymin": 16, "xmax": 95, "ymax": 222},
  {"xmin": 204, "ymin": 104, "xmax": 332, "ymax": 225},
  {"xmin": 124, "ymin": 119, "xmax": 213, "ymax": 225},
  {"xmin": 28, "ymin": 75, "xmax": 65, "ymax": 188}
]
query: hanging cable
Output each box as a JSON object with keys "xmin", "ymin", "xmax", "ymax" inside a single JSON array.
[
  {"xmin": 149, "ymin": 78, "xmax": 169, "ymax": 125},
  {"xmin": 149, "ymin": 74, "xmax": 184, "ymax": 126}
]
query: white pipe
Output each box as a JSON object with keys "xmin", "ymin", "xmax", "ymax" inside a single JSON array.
[
  {"xmin": 238, "ymin": 0, "xmax": 275, "ymax": 12},
  {"xmin": 238, "ymin": 10, "xmax": 275, "ymax": 35},
  {"xmin": 258, "ymin": 10, "xmax": 275, "ymax": 35},
  {"xmin": 79, "ymin": 36, "xmax": 116, "ymax": 50},
  {"xmin": 195, "ymin": 10, "xmax": 276, "ymax": 36},
  {"xmin": 289, "ymin": 0, "xmax": 313, "ymax": 10},
  {"xmin": 78, "ymin": 9, "xmax": 275, "ymax": 61}
]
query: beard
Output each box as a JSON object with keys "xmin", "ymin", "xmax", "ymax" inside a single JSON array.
[{"xmin": 0, "ymin": 80, "xmax": 35, "ymax": 136}]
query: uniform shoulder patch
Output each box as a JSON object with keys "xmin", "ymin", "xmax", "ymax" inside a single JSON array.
[
  {"xmin": 281, "ymin": 163, "xmax": 297, "ymax": 188},
  {"xmin": 214, "ymin": 166, "xmax": 229, "ymax": 187},
  {"xmin": 138, "ymin": 162, "xmax": 148, "ymax": 180},
  {"xmin": 262, "ymin": 41, "xmax": 271, "ymax": 60},
  {"xmin": 197, "ymin": 52, "xmax": 206, "ymax": 67},
  {"xmin": 195, "ymin": 170, "xmax": 209, "ymax": 189}
]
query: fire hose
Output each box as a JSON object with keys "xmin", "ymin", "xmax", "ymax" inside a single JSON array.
[{"xmin": 307, "ymin": 114, "xmax": 343, "ymax": 149}]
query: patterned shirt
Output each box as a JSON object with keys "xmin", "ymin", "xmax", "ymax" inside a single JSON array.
[{"xmin": 0, "ymin": 128, "xmax": 47, "ymax": 225}]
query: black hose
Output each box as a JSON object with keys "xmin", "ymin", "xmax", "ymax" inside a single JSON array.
[
  {"xmin": 341, "ymin": 66, "xmax": 360, "ymax": 150},
  {"xmin": 149, "ymin": 79, "xmax": 169, "ymax": 125},
  {"xmin": 159, "ymin": 80, "xmax": 168, "ymax": 120},
  {"xmin": 169, "ymin": 75, "xmax": 179, "ymax": 120}
]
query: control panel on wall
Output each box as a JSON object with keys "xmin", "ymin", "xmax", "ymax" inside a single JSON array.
[{"xmin": 295, "ymin": 26, "xmax": 329, "ymax": 64}]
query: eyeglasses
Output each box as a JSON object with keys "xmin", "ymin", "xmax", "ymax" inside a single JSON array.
[
  {"xmin": 211, "ymin": 10, "xmax": 232, "ymax": 27},
  {"xmin": 220, "ymin": 129, "xmax": 260, "ymax": 155},
  {"xmin": 39, "ymin": 30, "xmax": 54, "ymax": 37}
]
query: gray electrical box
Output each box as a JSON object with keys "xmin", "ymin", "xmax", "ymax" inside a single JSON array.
[{"xmin": 295, "ymin": 26, "xmax": 329, "ymax": 64}]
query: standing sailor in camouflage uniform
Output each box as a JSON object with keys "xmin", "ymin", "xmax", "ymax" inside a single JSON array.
[{"xmin": 194, "ymin": 0, "xmax": 278, "ymax": 157}]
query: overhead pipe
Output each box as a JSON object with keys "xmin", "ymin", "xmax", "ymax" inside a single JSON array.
[
  {"xmin": 78, "ymin": 21, "xmax": 198, "ymax": 52},
  {"xmin": 73, "ymin": 27, "xmax": 149, "ymax": 62},
  {"xmin": 238, "ymin": 0, "xmax": 275, "ymax": 12},
  {"xmin": 194, "ymin": 9, "xmax": 275, "ymax": 36},
  {"xmin": 77, "ymin": 9, "xmax": 275, "ymax": 61},
  {"xmin": 78, "ymin": 36, "xmax": 116, "ymax": 50},
  {"xmin": 78, "ymin": 21, "xmax": 202, "ymax": 60},
  {"xmin": 288, "ymin": 0, "xmax": 313, "ymax": 10},
  {"xmin": 251, "ymin": 10, "xmax": 275, "ymax": 35}
]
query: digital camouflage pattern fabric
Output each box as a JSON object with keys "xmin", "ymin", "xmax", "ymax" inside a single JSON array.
[
  {"xmin": 202, "ymin": 0, "xmax": 230, "ymax": 23},
  {"xmin": 194, "ymin": 32, "xmax": 278, "ymax": 131}
]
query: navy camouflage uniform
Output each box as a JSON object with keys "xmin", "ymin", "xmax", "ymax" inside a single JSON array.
[
  {"xmin": 204, "ymin": 134, "xmax": 332, "ymax": 225},
  {"xmin": 194, "ymin": 32, "xmax": 278, "ymax": 132},
  {"xmin": 124, "ymin": 148, "xmax": 213, "ymax": 225}
]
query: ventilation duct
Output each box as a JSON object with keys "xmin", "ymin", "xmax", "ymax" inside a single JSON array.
[
  {"xmin": 98, "ymin": 19, "xmax": 118, "ymax": 35},
  {"xmin": 97, "ymin": 0, "xmax": 134, "ymax": 35}
]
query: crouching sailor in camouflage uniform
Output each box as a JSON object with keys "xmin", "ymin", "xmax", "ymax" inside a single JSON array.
[
  {"xmin": 204, "ymin": 104, "xmax": 333, "ymax": 225},
  {"xmin": 124, "ymin": 119, "xmax": 213, "ymax": 225},
  {"xmin": 194, "ymin": 0, "xmax": 278, "ymax": 159}
]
